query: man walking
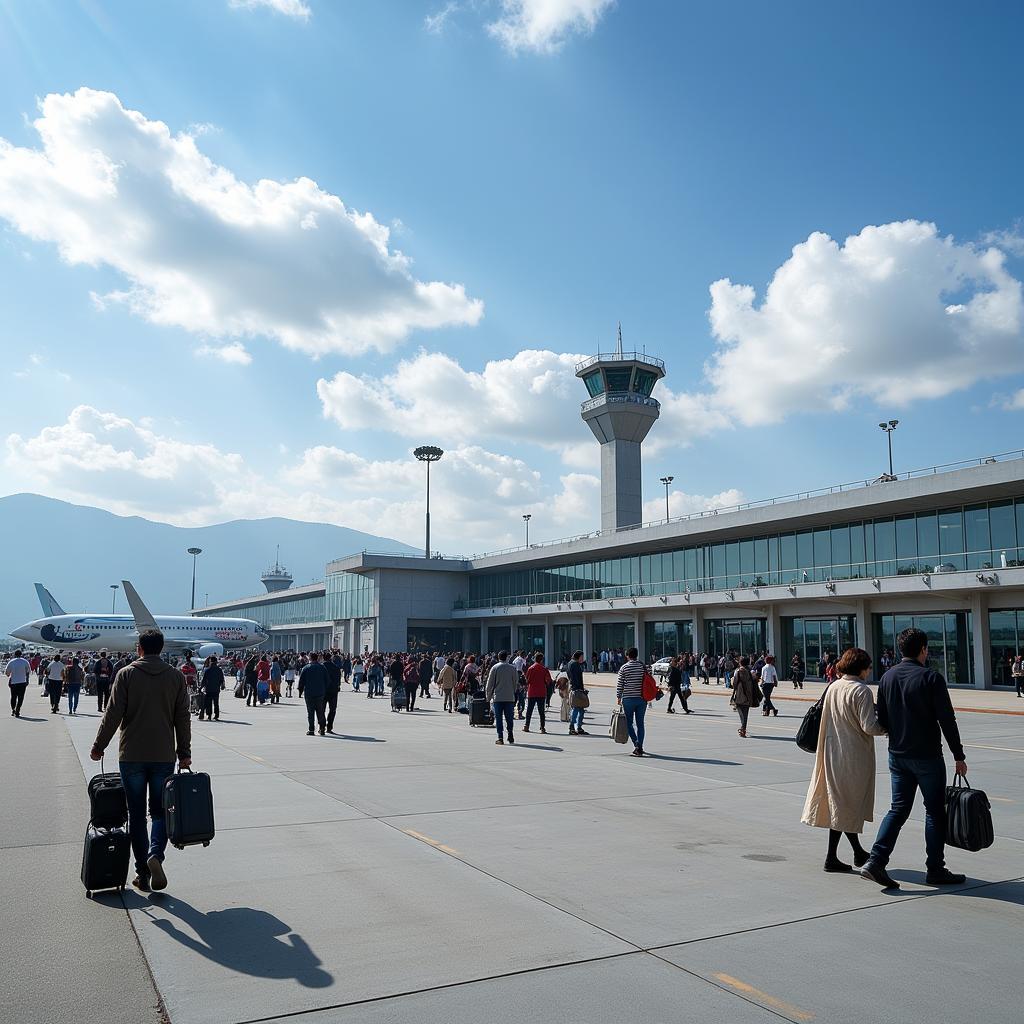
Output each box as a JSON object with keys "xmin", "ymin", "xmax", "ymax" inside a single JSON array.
[
  {"xmin": 323, "ymin": 652, "xmax": 342, "ymax": 734},
  {"xmin": 523, "ymin": 652, "xmax": 550, "ymax": 734},
  {"xmin": 89, "ymin": 629, "xmax": 190, "ymax": 893},
  {"xmin": 5, "ymin": 648, "xmax": 30, "ymax": 717},
  {"xmin": 298, "ymin": 652, "xmax": 329, "ymax": 736},
  {"xmin": 485, "ymin": 650, "xmax": 519, "ymax": 745},
  {"xmin": 94, "ymin": 649, "xmax": 114, "ymax": 712},
  {"xmin": 567, "ymin": 650, "xmax": 588, "ymax": 735},
  {"xmin": 861, "ymin": 627, "xmax": 968, "ymax": 890}
]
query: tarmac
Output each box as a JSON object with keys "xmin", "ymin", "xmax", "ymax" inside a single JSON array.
[{"xmin": 3, "ymin": 674, "xmax": 1023, "ymax": 1024}]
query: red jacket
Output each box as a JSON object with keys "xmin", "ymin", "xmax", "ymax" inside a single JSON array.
[
  {"xmin": 525, "ymin": 662, "xmax": 552, "ymax": 699},
  {"xmin": 257, "ymin": 660, "xmax": 271, "ymax": 681}
]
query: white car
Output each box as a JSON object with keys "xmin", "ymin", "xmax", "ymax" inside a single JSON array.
[{"xmin": 651, "ymin": 657, "xmax": 674, "ymax": 678}]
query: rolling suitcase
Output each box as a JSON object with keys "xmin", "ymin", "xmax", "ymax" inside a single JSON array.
[
  {"xmin": 82, "ymin": 824, "xmax": 130, "ymax": 897},
  {"xmin": 234, "ymin": 680, "xmax": 245, "ymax": 698},
  {"xmin": 945, "ymin": 775, "xmax": 994, "ymax": 852},
  {"xmin": 391, "ymin": 686, "xmax": 406, "ymax": 710},
  {"xmin": 163, "ymin": 768, "xmax": 215, "ymax": 850},
  {"xmin": 469, "ymin": 696, "xmax": 493, "ymax": 727},
  {"xmin": 88, "ymin": 768, "xmax": 128, "ymax": 828},
  {"xmin": 609, "ymin": 708, "xmax": 629, "ymax": 744}
]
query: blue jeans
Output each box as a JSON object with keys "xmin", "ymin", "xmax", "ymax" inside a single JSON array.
[
  {"xmin": 66, "ymin": 684, "xmax": 80, "ymax": 713},
  {"xmin": 621, "ymin": 697, "xmax": 647, "ymax": 749},
  {"xmin": 120, "ymin": 761, "xmax": 175, "ymax": 876},
  {"xmin": 570, "ymin": 704, "xmax": 585, "ymax": 730},
  {"xmin": 492, "ymin": 700, "xmax": 514, "ymax": 739},
  {"xmin": 870, "ymin": 754, "xmax": 947, "ymax": 871}
]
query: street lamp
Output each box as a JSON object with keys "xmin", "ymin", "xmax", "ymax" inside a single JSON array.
[
  {"xmin": 878, "ymin": 420, "xmax": 899, "ymax": 477},
  {"xmin": 413, "ymin": 446, "xmax": 444, "ymax": 558},
  {"xmin": 659, "ymin": 475, "xmax": 674, "ymax": 522},
  {"xmin": 523, "ymin": 513, "xmax": 532, "ymax": 547},
  {"xmin": 187, "ymin": 547, "xmax": 203, "ymax": 610},
  {"xmin": 110, "ymin": 584, "xmax": 119, "ymax": 614}
]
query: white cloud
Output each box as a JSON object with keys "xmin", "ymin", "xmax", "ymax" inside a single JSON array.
[
  {"xmin": 641, "ymin": 488, "xmax": 746, "ymax": 526},
  {"xmin": 993, "ymin": 389, "xmax": 1024, "ymax": 411},
  {"xmin": 196, "ymin": 342, "xmax": 252, "ymax": 366},
  {"xmin": 705, "ymin": 220, "xmax": 1024, "ymax": 425},
  {"xmin": 488, "ymin": 0, "xmax": 615, "ymax": 54},
  {"xmin": 425, "ymin": 2, "xmax": 461, "ymax": 34},
  {"xmin": 228, "ymin": 0, "xmax": 311, "ymax": 20},
  {"xmin": 0, "ymin": 88, "xmax": 482, "ymax": 357},
  {"xmin": 317, "ymin": 347, "xmax": 723, "ymax": 461}
]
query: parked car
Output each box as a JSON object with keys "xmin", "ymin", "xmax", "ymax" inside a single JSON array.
[{"xmin": 651, "ymin": 657, "xmax": 673, "ymax": 678}]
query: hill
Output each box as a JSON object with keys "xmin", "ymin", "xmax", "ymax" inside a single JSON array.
[{"xmin": 0, "ymin": 493, "xmax": 415, "ymax": 633}]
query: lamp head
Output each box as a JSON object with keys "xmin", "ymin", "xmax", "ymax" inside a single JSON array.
[
  {"xmin": 187, "ymin": 547, "xmax": 202, "ymax": 556},
  {"xmin": 414, "ymin": 445, "xmax": 444, "ymax": 463}
]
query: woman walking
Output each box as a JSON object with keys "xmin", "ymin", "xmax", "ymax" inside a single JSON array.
[
  {"xmin": 791, "ymin": 652, "xmax": 805, "ymax": 689},
  {"xmin": 64, "ymin": 656, "xmax": 84, "ymax": 715},
  {"xmin": 665, "ymin": 656, "xmax": 692, "ymax": 714},
  {"xmin": 730, "ymin": 655, "xmax": 756, "ymax": 737},
  {"xmin": 801, "ymin": 647, "xmax": 886, "ymax": 872},
  {"xmin": 438, "ymin": 657, "xmax": 457, "ymax": 712},
  {"xmin": 760, "ymin": 654, "xmax": 779, "ymax": 717}
]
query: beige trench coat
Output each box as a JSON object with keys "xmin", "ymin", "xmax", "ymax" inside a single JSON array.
[{"xmin": 800, "ymin": 676, "xmax": 886, "ymax": 833}]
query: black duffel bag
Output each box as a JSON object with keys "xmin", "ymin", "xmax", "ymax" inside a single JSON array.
[
  {"xmin": 795, "ymin": 684, "xmax": 831, "ymax": 754},
  {"xmin": 945, "ymin": 775, "xmax": 994, "ymax": 852}
]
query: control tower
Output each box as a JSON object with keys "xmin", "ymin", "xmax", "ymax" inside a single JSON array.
[
  {"xmin": 260, "ymin": 547, "xmax": 293, "ymax": 593},
  {"xmin": 575, "ymin": 326, "xmax": 666, "ymax": 532}
]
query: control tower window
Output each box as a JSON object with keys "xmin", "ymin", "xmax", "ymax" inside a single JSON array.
[
  {"xmin": 605, "ymin": 368, "xmax": 632, "ymax": 392},
  {"xmin": 582, "ymin": 371, "xmax": 605, "ymax": 397},
  {"xmin": 632, "ymin": 370, "xmax": 656, "ymax": 396}
]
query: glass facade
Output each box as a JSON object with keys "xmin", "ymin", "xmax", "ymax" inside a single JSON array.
[
  {"xmin": 552, "ymin": 624, "xmax": 584, "ymax": 663},
  {"xmin": 407, "ymin": 626, "xmax": 470, "ymax": 654},
  {"xmin": 705, "ymin": 619, "xmax": 766, "ymax": 658},
  {"xmin": 874, "ymin": 612, "xmax": 973, "ymax": 686},
  {"xmin": 987, "ymin": 609, "xmax": 1024, "ymax": 686},
  {"xmin": 264, "ymin": 631, "xmax": 329, "ymax": 652},
  {"xmin": 644, "ymin": 620, "xmax": 694, "ymax": 659},
  {"xmin": 464, "ymin": 499, "xmax": 1024, "ymax": 611},
  {"xmin": 781, "ymin": 616, "xmax": 856, "ymax": 677},
  {"xmin": 325, "ymin": 571, "xmax": 374, "ymax": 620},
  {"xmin": 196, "ymin": 592, "xmax": 326, "ymax": 628},
  {"xmin": 593, "ymin": 622, "xmax": 635, "ymax": 654},
  {"xmin": 517, "ymin": 625, "xmax": 545, "ymax": 656},
  {"xmin": 487, "ymin": 626, "xmax": 511, "ymax": 653}
]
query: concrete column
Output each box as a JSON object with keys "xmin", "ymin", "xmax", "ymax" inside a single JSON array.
[
  {"xmin": 854, "ymin": 599, "xmax": 869, "ymax": 657},
  {"xmin": 509, "ymin": 618, "xmax": 517, "ymax": 654},
  {"xmin": 970, "ymin": 591, "xmax": 990, "ymax": 690},
  {"xmin": 349, "ymin": 617, "xmax": 358, "ymax": 653},
  {"xmin": 479, "ymin": 622, "xmax": 487, "ymax": 655},
  {"xmin": 690, "ymin": 606, "xmax": 705, "ymax": 654},
  {"xmin": 765, "ymin": 603, "xmax": 782, "ymax": 657},
  {"xmin": 582, "ymin": 612, "xmax": 593, "ymax": 670},
  {"xmin": 543, "ymin": 616, "xmax": 552, "ymax": 663},
  {"xmin": 633, "ymin": 611, "xmax": 643, "ymax": 659}
]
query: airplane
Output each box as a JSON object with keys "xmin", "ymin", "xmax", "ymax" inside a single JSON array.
[{"xmin": 10, "ymin": 581, "xmax": 268, "ymax": 658}]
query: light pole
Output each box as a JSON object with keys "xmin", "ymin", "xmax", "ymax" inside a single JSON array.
[
  {"xmin": 523, "ymin": 513, "xmax": 532, "ymax": 547},
  {"xmin": 110, "ymin": 584, "xmax": 119, "ymax": 614},
  {"xmin": 659, "ymin": 475, "xmax": 674, "ymax": 522},
  {"xmin": 413, "ymin": 446, "xmax": 444, "ymax": 558},
  {"xmin": 878, "ymin": 420, "xmax": 899, "ymax": 477},
  {"xmin": 187, "ymin": 547, "xmax": 203, "ymax": 610}
]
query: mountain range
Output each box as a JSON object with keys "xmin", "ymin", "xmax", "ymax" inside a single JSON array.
[{"xmin": 0, "ymin": 493, "xmax": 415, "ymax": 634}]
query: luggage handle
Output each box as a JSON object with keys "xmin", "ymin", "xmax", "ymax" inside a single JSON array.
[{"xmin": 952, "ymin": 773, "xmax": 970, "ymax": 789}]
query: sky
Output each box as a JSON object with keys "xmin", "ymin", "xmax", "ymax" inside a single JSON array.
[{"xmin": 1, "ymin": 0, "xmax": 1023, "ymax": 556}]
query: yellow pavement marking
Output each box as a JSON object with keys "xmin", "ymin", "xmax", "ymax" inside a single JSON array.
[
  {"xmin": 965, "ymin": 743, "xmax": 1024, "ymax": 754},
  {"xmin": 746, "ymin": 754, "xmax": 807, "ymax": 767},
  {"xmin": 713, "ymin": 973, "xmax": 815, "ymax": 1021},
  {"xmin": 990, "ymin": 796, "xmax": 1014, "ymax": 803},
  {"xmin": 402, "ymin": 828, "xmax": 461, "ymax": 857}
]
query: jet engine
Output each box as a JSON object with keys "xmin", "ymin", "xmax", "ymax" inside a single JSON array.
[{"xmin": 196, "ymin": 642, "xmax": 225, "ymax": 659}]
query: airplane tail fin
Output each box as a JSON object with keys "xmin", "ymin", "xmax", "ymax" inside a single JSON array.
[
  {"xmin": 34, "ymin": 583, "xmax": 65, "ymax": 617},
  {"xmin": 121, "ymin": 580, "xmax": 158, "ymax": 630}
]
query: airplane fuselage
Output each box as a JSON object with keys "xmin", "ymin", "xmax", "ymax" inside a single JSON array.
[{"xmin": 11, "ymin": 613, "xmax": 266, "ymax": 652}]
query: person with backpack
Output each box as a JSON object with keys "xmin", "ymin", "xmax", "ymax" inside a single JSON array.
[
  {"xmin": 198, "ymin": 655, "xmax": 224, "ymax": 722},
  {"xmin": 64, "ymin": 656, "xmax": 84, "ymax": 715},
  {"xmin": 729, "ymin": 655, "xmax": 757, "ymax": 738},
  {"xmin": 404, "ymin": 658, "xmax": 420, "ymax": 711},
  {"xmin": 801, "ymin": 647, "xmax": 885, "ymax": 873},
  {"xmin": 615, "ymin": 647, "xmax": 648, "ymax": 756},
  {"xmin": 94, "ymin": 650, "xmax": 114, "ymax": 712},
  {"xmin": 860, "ymin": 627, "xmax": 968, "ymax": 890}
]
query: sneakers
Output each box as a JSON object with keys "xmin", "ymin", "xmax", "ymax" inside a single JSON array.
[
  {"xmin": 568, "ymin": 727, "xmax": 577, "ymax": 735},
  {"xmin": 926, "ymin": 868, "xmax": 967, "ymax": 886},
  {"xmin": 495, "ymin": 738, "xmax": 504, "ymax": 745},
  {"xmin": 147, "ymin": 855, "xmax": 168, "ymax": 891},
  {"xmin": 576, "ymin": 728, "xmax": 588, "ymax": 736},
  {"xmin": 132, "ymin": 874, "xmax": 152, "ymax": 893},
  {"xmin": 860, "ymin": 861, "xmax": 900, "ymax": 889}
]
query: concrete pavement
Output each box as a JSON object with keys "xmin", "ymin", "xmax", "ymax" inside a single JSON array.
[{"xmin": 5, "ymin": 676, "xmax": 1024, "ymax": 1024}]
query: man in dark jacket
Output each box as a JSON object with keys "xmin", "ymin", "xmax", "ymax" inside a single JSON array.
[
  {"xmin": 94, "ymin": 650, "xmax": 114, "ymax": 712},
  {"xmin": 861, "ymin": 627, "xmax": 968, "ymax": 890},
  {"xmin": 298, "ymin": 652, "xmax": 329, "ymax": 736},
  {"xmin": 323, "ymin": 653, "xmax": 342, "ymax": 734},
  {"xmin": 90, "ymin": 629, "xmax": 190, "ymax": 893},
  {"xmin": 566, "ymin": 650, "xmax": 588, "ymax": 736}
]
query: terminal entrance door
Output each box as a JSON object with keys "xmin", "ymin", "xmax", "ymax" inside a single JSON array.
[{"xmin": 784, "ymin": 617, "xmax": 855, "ymax": 677}]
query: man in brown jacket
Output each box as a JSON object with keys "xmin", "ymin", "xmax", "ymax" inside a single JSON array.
[{"xmin": 90, "ymin": 629, "xmax": 190, "ymax": 892}]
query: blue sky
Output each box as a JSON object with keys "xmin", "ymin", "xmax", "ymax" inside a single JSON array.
[{"xmin": 1, "ymin": 0, "xmax": 1022, "ymax": 553}]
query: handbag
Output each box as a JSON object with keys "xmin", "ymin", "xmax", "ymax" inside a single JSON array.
[
  {"xmin": 571, "ymin": 689, "xmax": 590, "ymax": 709},
  {"xmin": 609, "ymin": 708, "xmax": 629, "ymax": 744},
  {"xmin": 945, "ymin": 775, "xmax": 994, "ymax": 852},
  {"xmin": 641, "ymin": 673, "xmax": 659, "ymax": 702},
  {"xmin": 795, "ymin": 684, "xmax": 831, "ymax": 753},
  {"xmin": 560, "ymin": 698, "xmax": 570, "ymax": 722}
]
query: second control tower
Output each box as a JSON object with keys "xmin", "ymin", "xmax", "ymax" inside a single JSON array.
[{"xmin": 575, "ymin": 326, "xmax": 666, "ymax": 532}]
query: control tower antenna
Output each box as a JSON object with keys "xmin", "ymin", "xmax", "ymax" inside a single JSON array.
[{"xmin": 575, "ymin": 326, "xmax": 666, "ymax": 532}]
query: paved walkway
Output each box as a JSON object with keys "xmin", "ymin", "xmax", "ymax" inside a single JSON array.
[{"xmin": 6, "ymin": 676, "xmax": 1024, "ymax": 1023}]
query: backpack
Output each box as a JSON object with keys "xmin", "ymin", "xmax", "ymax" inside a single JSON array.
[{"xmin": 641, "ymin": 672, "xmax": 659, "ymax": 702}]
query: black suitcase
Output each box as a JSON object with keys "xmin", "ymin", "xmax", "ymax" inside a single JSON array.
[
  {"xmin": 82, "ymin": 824, "xmax": 130, "ymax": 897},
  {"xmin": 945, "ymin": 775, "xmax": 994, "ymax": 852},
  {"xmin": 391, "ymin": 686, "xmax": 406, "ymax": 709},
  {"xmin": 189, "ymin": 690, "xmax": 203, "ymax": 715},
  {"xmin": 469, "ymin": 696, "xmax": 493, "ymax": 727},
  {"xmin": 234, "ymin": 681, "xmax": 245, "ymax": 698},
  {"xmin": 88, "ymin": 771, "xmax": 128, "ymax": 828},
  {"xmin": 163, "ymin": 768, "xmax": 215, "ymax": 850}
]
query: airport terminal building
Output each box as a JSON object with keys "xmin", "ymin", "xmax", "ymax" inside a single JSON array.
[{"xmin": 194, "ymin": 344, "xmax": 1024, "ymax": 689}]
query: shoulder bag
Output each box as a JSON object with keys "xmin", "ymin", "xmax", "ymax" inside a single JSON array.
[{"xmin": 795, "ymin": 683, "xmax": 831, "ymax": 753}]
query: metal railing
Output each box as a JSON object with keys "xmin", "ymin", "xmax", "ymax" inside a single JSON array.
[
  {"xmin": 580, "ymin": 393, "xmax": 661, "ymax": 414},
  {"xmin": 574, "ymin": 351, "xmax": 666, "ymax": 374}
]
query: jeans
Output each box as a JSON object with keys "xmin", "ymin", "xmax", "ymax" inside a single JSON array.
[
  {"xmin": 9, "ymin": 683, "xmax": 27, "ymax": 714},
  {"xmin": 406, "ymin": 685, "xmax": 417, "ymax": 712},
  {"xmin": 96, "ymin": 680, "xmax": 111, "ymax": 712},
  {"xmin": 202, "ymin": 689, "xmax": 220, "ymax": 719},
  {"xmin": 66, "ymin": 684, "xmax": 80, "ymax": 713},
  {"xmin": 492, "ymin": 700, "xmax": 515, "ymax": 739},
  {"xmin": 570, "ymin": 704, "xmax": 585, "ymax": 730},
  {"xmin": 304, "ymin": 693, "xmax": 326, "ymax": 732},
  {"xmin": 870, "ymin": 754, "xmax": 948, "ymax": 871},
  {"xmin": 325, "ymin": 690, "xmax": 339, "ymax": 730},
  {"xmin": 621, "ymin": 696, "xmax": 647, "ymax": 749},
  {"xmin": 735, "ymin": 704, "xmax": 749, "ymax": 730},
  {"xmin": 120, "ymin": 761, "xmax": 174, "ymax": 876},
  {"xmin": 352, "ymin": 676, "xmax": 363, "ymax": 692},
  {"xmin": 761, "ymin": 682, "xmax": 777, "ymax": 714},
  {"xmin": 525, "ymin": 696, "xmax": 546, "ymax": 729}
]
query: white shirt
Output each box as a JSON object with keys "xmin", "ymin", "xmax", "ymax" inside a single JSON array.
[
  {"xmin": 433, "ymin": 656, "xmax": 446, "ymax": 671},
  {"xmin": 760, "ymin": 664, "xmax": 778, "ymax": 686},
  {"xmin": 47, "ymin": 660, "xmax": 66, "ymax": 681},
  {"xmin": 512, "ymin": 656, "xmax": 527, "ymax": 673},
  {"xmin": 5, "ymin": 657, "xmax": 30, "ymax": 685}
]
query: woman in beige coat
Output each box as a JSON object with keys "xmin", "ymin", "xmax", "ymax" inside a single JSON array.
[{"xmin": 801, "ymin": 647, "xmax": 886, "ymax": 872}]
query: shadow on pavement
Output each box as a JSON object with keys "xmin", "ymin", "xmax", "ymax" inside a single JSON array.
[
  {"xmin": 329, "ymin": 734, "xmax": 385, "ymax": 742},
  {"xmin": 14, "ymin": 716, "xmax": 48, "ymax": 722},
  {"xmin": 203, "ymin": 719, "xmax": 253, "ymax": 726},
  {"xmin": 642, "ymin": 753, "xmax": 742, "ymax": 766},
  {"xmin": 132, "ymin": 895, "xmax": 334, "ymax": 988},
  {"xmin": 508, "ymin": 742, "xmax": 564, "ymax": 752}
]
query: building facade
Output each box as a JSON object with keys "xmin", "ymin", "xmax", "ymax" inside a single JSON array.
[{"xmin": 193, "ymin": 455, "xmax": 1024, "ymax": 689}]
